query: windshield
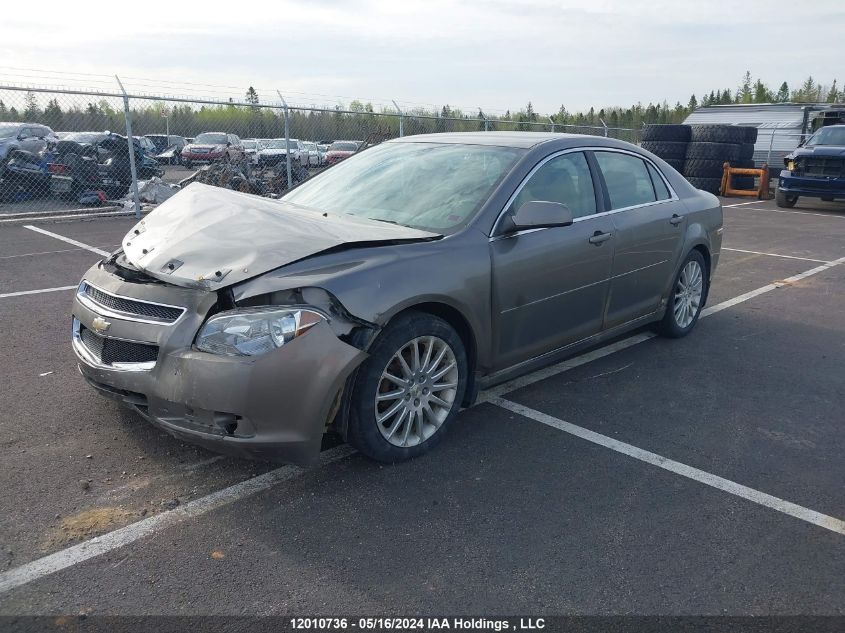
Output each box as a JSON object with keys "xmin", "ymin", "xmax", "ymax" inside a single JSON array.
[
  {"xmin": 261, "ymin": 139, "xmax": 294, "ymax": 149},
  {"xmin": 805, "ymin": 127, "xmax": 845, "ymax": 147},
  {"xmin": 329, "ymin": 141, "xmax": 358, "ymax": 152},
  {"xmin": 194, "ymin": 133, "xmax": 227, "ymax": 145},
  {"xmin": 243, "ymin": 140, "xmax": 257, "ymax": 149},
  {"xmin": 63, "ymin": 132, "xmax": 104, "ymax": 143},
  {"xmin": 283, "ymin": 142, "xmax": 523, "ymax": 233}
]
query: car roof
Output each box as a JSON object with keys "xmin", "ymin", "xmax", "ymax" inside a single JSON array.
[{"xmin": 387, "ymin": 131, "xmax": 634, "ymax": 150}]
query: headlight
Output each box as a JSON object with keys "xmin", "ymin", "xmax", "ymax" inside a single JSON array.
[
  {"xmin": 196, "ymin": 307, "xmax": 326, "ymax": 357},
  {"xmin": 787, "ymin": 160, "xmax": 795, "ymax": 171}
]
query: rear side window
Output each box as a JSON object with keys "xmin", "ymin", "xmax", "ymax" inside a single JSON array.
[
  {"xmin": 595, "ymin": 152, "xmax": 657, "ymax": 209},
  {"xmin": 511, "ymin": 151, "xmax": 597, "ymax": 219},
  {"xmin": 647, "ymin": 163, "xmax": 671, "ymax": 200}
]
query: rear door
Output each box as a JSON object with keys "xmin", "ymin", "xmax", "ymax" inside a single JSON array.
[
  {"xmin": 592, "ymin": 150, "xmax": 687, "ymax": 328},
  {"xmin": 490, "ymin": 150, "xmax": 615, "ymax": 370}
]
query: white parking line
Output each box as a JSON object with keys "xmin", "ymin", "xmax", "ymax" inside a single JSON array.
[
  {"xmin": 722, "ymin": 200, "xmax": 769, "ymax": 208},
  {"xmin": 491, "ymin": 397, "xmax": 845, "ymax": 536},
  {"xmin": 725, "ymin": 206, "xmax": 845, "ymax": 219},
  {"xmin": 0, "ymin": 247, "xmax": 87, "ymax": 260},
  {"xmin": 0, "ymin": 286, "xmax": 77, "ymax": 299},
  {"xmin": 22, "ymin": 225, "xmax": 111, "ymax": 257},
  {"xmin": 721, "ymin": 247, "xmax": 831, "ymax": 264},
  {"xmin": 0, "ymin": 445, "xmax": 356, "ymax": 595}
]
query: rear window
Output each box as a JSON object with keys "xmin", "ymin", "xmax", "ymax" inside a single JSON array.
[
  {"xmin": 595, "ymin": 152, "xmax": 657, "ymax": 209},
  {"xmin": 194, "ymin": 133, "xmax": 228, "ymax": 144},
  {"xmin": 330, "ymin": 141, "xmax": 358, "ymax": 152},
  {"xmin": 647, "ymin": 163, "xmax": 671, "ymax": 200}
]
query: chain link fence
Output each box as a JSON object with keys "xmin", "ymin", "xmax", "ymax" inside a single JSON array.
[{"xmin": 0, "ymin": 84, "xmax": 639, "ymax": 218}]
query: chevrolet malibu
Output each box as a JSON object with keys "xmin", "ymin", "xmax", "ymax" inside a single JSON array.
[{"xmin": 72, "ymin": 132, "xmax": 722, "ymax": 466}]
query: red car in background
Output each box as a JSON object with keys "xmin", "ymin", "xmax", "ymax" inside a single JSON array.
[
  {"xmin": 324, "ymin": 140, "xmax": 361, "ymax": 166},
  {"xmin": 181, "ymin": 132, "xmax": 245, "ymax": 168}
]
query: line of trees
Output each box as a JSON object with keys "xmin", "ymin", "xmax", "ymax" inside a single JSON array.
[{"xmin": 0, "ymin": 73, "xmax": 840, "ymax": 143}]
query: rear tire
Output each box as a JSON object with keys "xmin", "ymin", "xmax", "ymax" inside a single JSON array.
[
  {"xmin": 347, "ymin": 311, "xmax": 468, "ymax": 463},
  {"xmin": 640, "ymin": 141, "xmax": 688, "ymax": 160},
  {"xmin": 690, "ymin": 125, "xmax": 746, "ymax": 144},
  {"xmin": 776, "ymin": 189, "xmax": 798, "ymax": 208},
  {"xmin": 641, "ymin": 124, "xmax": 691, "ymax": 143},
  {"xmin": 657, "ymin": 250, "xmax": 708, "ymax": 338}
]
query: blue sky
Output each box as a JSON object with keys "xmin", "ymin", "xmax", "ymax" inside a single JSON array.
[{"xmin": 1, "ymin": 0, "xmax": 842, "ymax": 115}]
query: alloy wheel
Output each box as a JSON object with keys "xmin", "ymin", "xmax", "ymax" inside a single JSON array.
[
  {"xmin": 673, "ymin": 260, "xmax": 704, "ymax": 328},
  {"xmin": 375, "ymin": 336, "xmax": 459, "ymax": 448}
]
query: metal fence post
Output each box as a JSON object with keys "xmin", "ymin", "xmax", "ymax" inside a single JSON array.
[
  {"xmin": 599, "ymin": 118, "xmax": 608, "ymax": 137},
  {"xmin": 114, "ymin": 75, "xmax": 141, "ymax": 219},
  {"xmin": 277, "ymin": 91, "xmax": 293, "ymax": 190},
  {"xmin": 392, "ymin": 100, "xmax": 404, "ymax": 137},
  {"xmin": 548, "ymin": 116, "xmax": 555, "ymax": 133},
  {"xmin": 766, "ymin": 129, "xmax": 776, "ymax": 166}
]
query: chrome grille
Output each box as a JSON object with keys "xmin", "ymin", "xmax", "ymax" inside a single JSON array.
[
  {"xmin": 79, "ymin": 325, "xmax": 159, "ymax": 366},
  {"xmin": 78, "ymin": 282, "xmax": 185, "ymax": 324}
]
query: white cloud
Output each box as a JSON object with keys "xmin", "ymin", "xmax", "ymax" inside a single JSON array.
[{"xmin": 0, "ymin": 0, "xmax": 842, "ymax": 113}]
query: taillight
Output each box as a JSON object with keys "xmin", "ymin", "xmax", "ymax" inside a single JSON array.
[{"xmin": 48, "ymin": 163, "xmax": 67, "ymax": 174}]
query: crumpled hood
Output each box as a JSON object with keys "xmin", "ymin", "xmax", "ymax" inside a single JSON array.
[
  {"xmin": 788, "ymin": 145, "xmax": 845, "ymax": 159},
  {"xmin": 121, "ymin": 182, "xmax": 439, "ymax": 290}
]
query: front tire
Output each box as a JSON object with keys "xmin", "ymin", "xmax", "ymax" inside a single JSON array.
[
  {"xmin": 776, "ymin": 189, "xmax": 798, "ymax": 208},
  {"xmin": 657, "ymin": 250, "xmax": 708, "ymax": 338},
  {"xmin": 347, "ymin": 311, "xmax": 468, "ymax": 463}
]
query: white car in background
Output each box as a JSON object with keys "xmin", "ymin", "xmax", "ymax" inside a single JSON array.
[
  {"xmin": 242, "ymin": 139, "xmax": 261, "ymax": 165},
  {"xmin": 302, "ymin": 141, "xmax": 322, "ymax": 166},
  {"xmin": 256, "ymin": 138, "xmax": 305, "ymax": 167}
]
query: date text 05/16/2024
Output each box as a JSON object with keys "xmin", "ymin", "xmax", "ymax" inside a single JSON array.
[{"xmin": 290, "ymin": 617, "xmax": 547, "ymax": 630}]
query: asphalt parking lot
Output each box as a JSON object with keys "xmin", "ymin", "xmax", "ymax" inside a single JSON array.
[{"xmin": 0, "ymin": 196, "xmax": 843, "ymax": 617}]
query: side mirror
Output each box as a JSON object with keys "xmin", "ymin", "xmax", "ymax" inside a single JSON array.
[{"xmin": 509, "ymin": 200, "xmax": 574, "ymax": 232}]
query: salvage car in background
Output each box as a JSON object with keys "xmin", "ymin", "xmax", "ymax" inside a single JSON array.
[
  {"xmin": 0, "ymin": 122, "xmax": 57, "ymax": 161},
  {"xmin": 324, "ymin": 140, "xmax": 360, "ymax": 165},
  {"xmin": 50, "ymin": 133, "xmax": 163, "ymax": 200},
  {"xmin": 71, "ymin": 132, "xmax": 721, "ymax": 467},
  {"xmin": 145, "ymin": 134, "xmax": 186, "ymax": 164},
  {"xmin": 777, "ymin": 124, "xmax": 845, "ymax": 207},
  {"xmin": 181, "ymin": 132, "xmax": 244, "ymax": 168}
]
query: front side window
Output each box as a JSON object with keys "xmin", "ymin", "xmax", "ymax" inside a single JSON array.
[
  {"xmin": 595, "ymin": 152, "xmax": 657, "ymax": 210},
  {"xmin": 283, "ymin": 141, "xmax": 523, "ymax": 233},
  {"xmin": 510, "ymin": 152, "xmax": 597, "ymax": 219}
]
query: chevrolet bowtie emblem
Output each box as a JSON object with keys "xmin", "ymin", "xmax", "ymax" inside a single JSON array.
[{"xmin": 92, "ymin": 316, "xmax": 111, "ymax": 333}]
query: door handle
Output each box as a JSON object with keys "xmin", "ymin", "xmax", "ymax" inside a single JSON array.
[
  {"xmin": 588, "ymin": 231, "xmax": 612, "ymax": 245},
  {"xmin": 669, "ymin": 214, "xmax": 683, "ymax": 226}
]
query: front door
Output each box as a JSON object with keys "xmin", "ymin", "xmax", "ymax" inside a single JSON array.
[{"xmin": 490, "ymin": 151, "xmax": 615, "ymax": 370}]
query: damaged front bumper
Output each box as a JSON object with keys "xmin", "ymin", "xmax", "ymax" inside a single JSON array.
[{"xmin": 71, "ymin": 263, "xmax": 366, "ymax": 466}]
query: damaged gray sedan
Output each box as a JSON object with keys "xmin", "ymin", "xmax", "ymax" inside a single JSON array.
[{"xmin": 72, "ymin": 132, "xmax": 722, "ymax": 466}]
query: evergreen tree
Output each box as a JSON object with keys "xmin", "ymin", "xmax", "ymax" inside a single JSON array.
[
  {"xmin": 687, "ymin": 94, "xmax": 698, "ymax": 110},
  {"xmin": 827, "ymin": 80, "xmax": 840, "ymax": 103},
  {"xmin": 776, "ymin": 82, "xmax": 790, "ymax": 102},
  {"xmin": 245, "ymin": 86, "xmax": 259, "ymax": 105},
  {"xmin": 43, "ymin": 98, "xmax": 63, "ymax": 129},
  {"xmin": 24, "ymin": 91, "xmax": 39, "ymax": 120},
  {"xmin": 476, "ymin": 109, "xmax": 486, "ymax": 131},
  {"xmin": 753, "ymin": 79, "xmax": 772, "ymax": 103},
  {"xmin": 738, "ymin": 71, "xmax": 753, "ymax": 103}
]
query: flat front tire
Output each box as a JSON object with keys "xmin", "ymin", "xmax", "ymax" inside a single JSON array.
[
  {"xmin": 657, "ymin": 250, "xmax": 708, "ymax": 338},
  {"xmin": 347, "ymin": 311, "xmax": 468, "ymax": 463}
]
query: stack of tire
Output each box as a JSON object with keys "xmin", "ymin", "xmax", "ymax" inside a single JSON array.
[
  {"xmin": 640, "ymin": 124, "xmax": 690, "ymax": 174},
  {"xmin": 684, "ymin": 125, "xmax": 758, "ymax": 194}
]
